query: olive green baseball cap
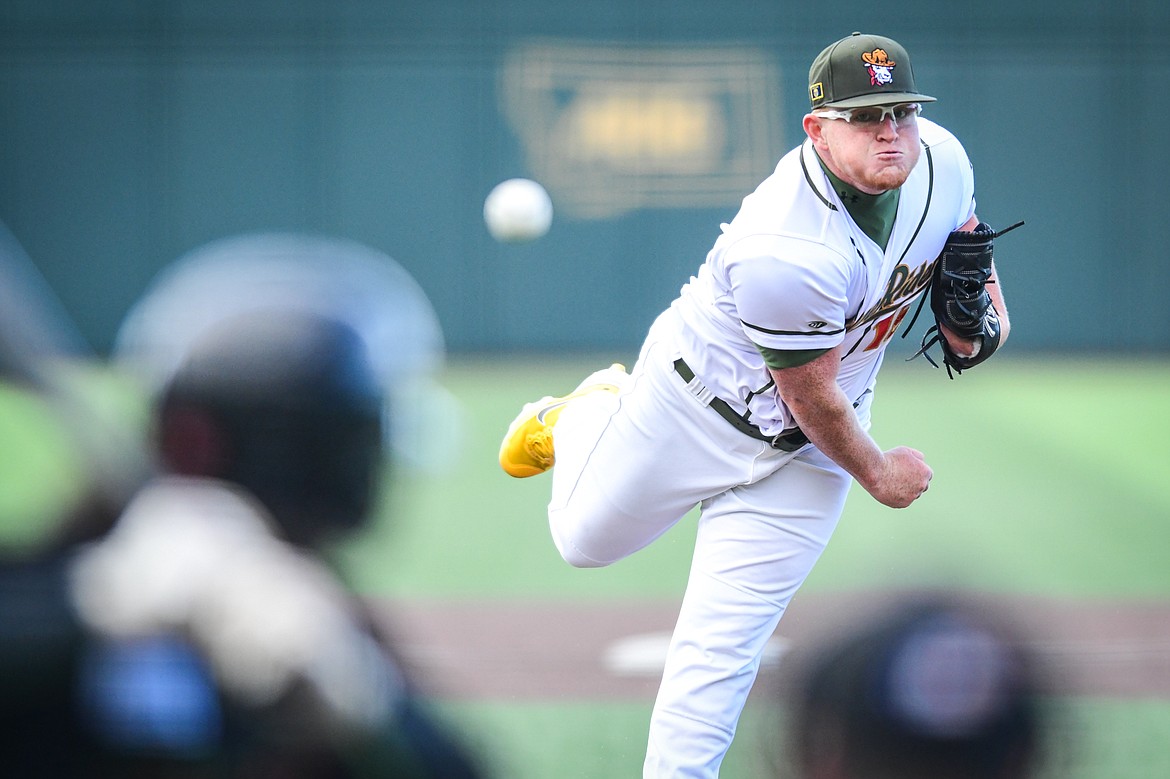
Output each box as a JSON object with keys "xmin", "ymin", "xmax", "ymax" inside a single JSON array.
[{"xmin": 809, "ymin": 32, "xmax": 936, "ymax": 109}]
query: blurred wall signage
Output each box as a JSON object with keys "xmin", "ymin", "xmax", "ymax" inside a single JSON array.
[{"xmin": 500, "ymin": 41, "xmax": 784, "ymax": 218}]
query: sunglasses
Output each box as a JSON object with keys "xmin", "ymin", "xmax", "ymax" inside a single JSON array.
[{"xmin": 814, "ymin": 102, "xmax": 921, "ymax": 126}]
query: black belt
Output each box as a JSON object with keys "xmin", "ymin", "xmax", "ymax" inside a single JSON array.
[{"xmin": 673, "ymin": 358, "xmax": 810, "ymax": 452}]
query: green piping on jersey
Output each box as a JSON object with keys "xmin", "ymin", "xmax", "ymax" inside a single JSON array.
[
  {"xmin": 755, "ymin": 344, "xmax": 830, "ymax": 370},
  {"xmin": 816, "ymin": 155, "xmax": 900, "ymax": 250}
]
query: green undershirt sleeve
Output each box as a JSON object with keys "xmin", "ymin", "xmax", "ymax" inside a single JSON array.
[{"xmin": 755, "ymin": 344, "xmax": 831, "ymax": 370}]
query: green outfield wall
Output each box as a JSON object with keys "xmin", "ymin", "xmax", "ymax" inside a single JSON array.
[{"xmin": 1, "ymin": 1, "xmax": 1166, "ymax": 354}]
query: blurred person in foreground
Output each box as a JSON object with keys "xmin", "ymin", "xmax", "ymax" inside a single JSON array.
[
  {"xmin": 2, "ymin": 233, "xmax": 484, "ymax": 777},
  {"xmin": 767, "ymin": 598, "xmax": 1045, "ymax": 779},
  {"xmin": 70, "ymin": 306, "xmax": 484, "ymax": 777}
]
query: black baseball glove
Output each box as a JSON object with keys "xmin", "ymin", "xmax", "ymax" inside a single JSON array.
[{"xmin": 909, "ymin": 220, "xmax": 1024, "ymax": 377}]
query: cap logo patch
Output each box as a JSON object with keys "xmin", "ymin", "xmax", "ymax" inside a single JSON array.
[
  {"xmin": 809, "ymin": 82, "xmax": 824, "ymax": 102},
  {"xmin": 861, "ymin": 47, "xmax": 896, "ymax": 87}
]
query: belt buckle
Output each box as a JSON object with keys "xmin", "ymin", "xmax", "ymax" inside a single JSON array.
[{"xmin": 769, "ymin": 428, "xmax": 806, "ymax": 452}]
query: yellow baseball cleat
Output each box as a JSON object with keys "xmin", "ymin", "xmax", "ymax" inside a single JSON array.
[{"xmin": 498, "ymin": 363, "xmax": 627, "ymax": 478}]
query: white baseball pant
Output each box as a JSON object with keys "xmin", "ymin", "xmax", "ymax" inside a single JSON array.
[{"xmin": 548, "ymin": 310, "xmax": 864, "ymax": 777}]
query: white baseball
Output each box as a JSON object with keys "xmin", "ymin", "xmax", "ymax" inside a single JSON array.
[{"xmin": 483, "ymin": 178, "xmax": 553, "ymax": 243}]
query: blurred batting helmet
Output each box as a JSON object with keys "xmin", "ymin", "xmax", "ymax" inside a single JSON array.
[
  {"xmin": 789, "ymin": 598, "xmax": 1042, "ymax": 779},
  {"xmin": 156, "ymin": 309, "xmax": 385, "ymax": 547}
]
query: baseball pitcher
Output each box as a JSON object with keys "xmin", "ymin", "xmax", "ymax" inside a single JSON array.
[{"xmin": 500, "ymin": 31, "xmax": 1022, "ymax": 778}]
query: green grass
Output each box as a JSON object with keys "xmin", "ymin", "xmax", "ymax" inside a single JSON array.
[
  {"xmin": 0, "ymin": 382, "xmax": 90, "ymax": 543},
  {"xmin": 335, "ymin": 354, "xmax": 1170, "ymax": 600},
  {"xmin": 438, "ymin": 701, "xmax": 654, "ymax": 779},
  {"xmin": 1040, "ymin": 699, "xmax": 1170, "ymax": 779},
  {"xmin": 805, "ymin": 355, "xmax": 1170, "ymax": 597},
  {"xmin": 333, "ymin": 355, "xmax": 701, "ymax": 601}
]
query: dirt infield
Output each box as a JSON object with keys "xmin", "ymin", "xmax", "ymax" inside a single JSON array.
[{"xmin": 371, "ymin": 591, "xmax": 1170, "ymax": 702}]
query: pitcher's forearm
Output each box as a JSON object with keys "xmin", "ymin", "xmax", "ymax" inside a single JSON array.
[
  {"xmin": 770, "ymin": 351, "xmax": 932, "ymax": 509},
  {"xmin": 789, "ymin": 390, "xmax": 882, "ymax": 487}
]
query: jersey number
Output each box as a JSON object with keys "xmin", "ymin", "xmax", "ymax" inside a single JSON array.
[{"xmin": 864, "ymin": 306, "xmax": 910, "ymax": 352}]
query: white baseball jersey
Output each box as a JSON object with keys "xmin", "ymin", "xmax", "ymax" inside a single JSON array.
[{"xmin": 672, "ymin": 117, "xmax": 976, "ymax": 435}]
